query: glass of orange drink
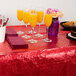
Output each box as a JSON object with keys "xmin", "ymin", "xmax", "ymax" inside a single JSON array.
[
  {"xmin": 28, "ymin": 9, "xmax": 37, "ymax": 34},
  {"xmin": 22, "ymin": 10, "xmax": 31, "ymax": 39},
  {"xmin": 23, "ymin": 11, "xmax": 29, "ymax": 33},
  {"xmin": 17, "ymin": 10, "xmax": 23, "ymax": 24},
  {"xmin": 35, "ymin": 10, "xmax": 44, "ymax": 37},
  {"xmin": 17, "ymin": 10, "xmax": 26, "ymax": 35},
  {"xmin": 31, "ymin": 9, "xmax": 35, "ymax": 13},
  {"xmin": 28, "ymin": 13, "xmax": 38, "ymax": 43},
  {"xmin": 43, "ymin": 13, "xmax": 52, "ymax": 42}
]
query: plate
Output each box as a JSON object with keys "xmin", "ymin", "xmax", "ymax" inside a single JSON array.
[
  {"xmin": 67, "ymin": 33, "xmax": 76, "ymax": 41},
  {"xmin": 60, "ymin": 21, "xmax": 71, "ymax": 30}
]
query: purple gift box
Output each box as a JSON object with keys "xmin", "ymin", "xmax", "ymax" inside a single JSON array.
[
  {"xmin": 6, "ymin": 28, "xmax": 18, "ymax": 37},
  {"xmin": 7, "ymin": 36, "xmax": 28, "ymax": 49},
  {"xmin": 6, "ymin": 28, "xmax": 28, "ymax": 49}
]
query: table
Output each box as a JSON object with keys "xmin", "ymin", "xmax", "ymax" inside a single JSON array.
[
  {"xmin": 0, "ymin": 24, "xmax": 76, "ymax": 55},
  {"xmin": 0, "ymin": 25, "xmax": 76, "ymax": 76}
]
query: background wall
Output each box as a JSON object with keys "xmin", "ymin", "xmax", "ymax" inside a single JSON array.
[{"xmin": 0, "ymin": 0, "xmax": 76, "ymax": 26}]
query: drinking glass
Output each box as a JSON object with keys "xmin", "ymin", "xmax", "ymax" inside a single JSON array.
[
  {"xmin": 17, "ymin": 10, "xmax": 24, "ymax": 35},
  {"xmin": 17, "ymin": 10, "xmax": 23, "ymax": 24},
  {"xmin": 31, "ymin": 10, "xmax": 35, "ymax": 13},
  {"xmin": 28, "ymin": 9, "xmax": 36, "ymax": 34},
  {"xmin": 22, "ymin": 11, "xmax": 31, "ymax": 39},
  {"xmin": 28, "ymin": 13, "xmax": 37, "ymax": 43},
  {"xmin": 35, "ymin": 10, "xmax": 44, "ymax": 37},
  {"xmin": 43, "ymin": 13, "xmax": 52, "ymax": 42}
]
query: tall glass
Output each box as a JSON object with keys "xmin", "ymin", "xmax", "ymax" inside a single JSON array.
[
  {"xmin": 43, "ymin": 14, "xmax": 52, "ymax": 42},
  {"xmin": 17, "ymin": 10, "xmax": 23, "ymax": 24},
  {"xmin": 17, "ymin": 10, "xmax": 25, "ymax": 35},
  {"xmin": 28, "ymin": 9, "xmax": 36, "ymax": 34},
  {"xmin": 28, "ymin": 13, "xmax": 37, "ymax": 43},
  {"xmin": 22, "ymin": 11, "xmax": 31, "ymax": 39},
  {"xmin": 23, "ymin": 11, "xmax": 29, "ymax": 33},
  {"xmin": 35, "ymin": 10, "xmax": 44, "ymax": 37}
]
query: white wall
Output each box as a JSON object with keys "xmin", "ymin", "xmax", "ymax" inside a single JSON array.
[{"xmin": 0, "ymin": 0, "xmax": 76, "ymax": 26}]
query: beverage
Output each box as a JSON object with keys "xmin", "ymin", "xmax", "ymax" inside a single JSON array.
[
  {"xmin": 44, "ymin": 14, "xmax": 52, "ymax": 27},
  {"xmin": 28, "ymin": 13, "xmax": 38, "ymax": 43},
  {"xmin": 43, "ymin": 14, "xmax": 52, "ymax": 42},
  {"xmin": 22, "ymin": 11, "xmax": 31, "ymax": 39},
  {"xmin": 28, "ymin": 9, "xmax": 37, "ymax": 34},
  {"xmin": 30, "ymin": 14, "xmax": 37, "ymax": 28},
  {"xmin": 35, "ymin": 11, "xmax": 44, "ymax": 37},
  {"xmin": 37, "ymin": 11, "xmax": 43, "ymax": 23},
  {"xmin": 17, "ymin": 10, "xmax": 23, "ymax": 21},
  {"xmin": 31, "ymin": 10, "xmax": 35, "ymax": 13},
  {"xmin": 23, "ymin": 12, "xmax": 29, "ymax": 24}
]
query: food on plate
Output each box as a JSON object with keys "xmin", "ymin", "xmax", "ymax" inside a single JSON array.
[{"xmin": 63, "ymin": 21, "xmax": 76, "ymax": 27}]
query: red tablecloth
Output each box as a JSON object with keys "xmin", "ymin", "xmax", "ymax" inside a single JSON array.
[
  {"xmin": 0, "ymin": 25, "xmax": 76, "ymax": 55},
  {"xmin": 0, "ymin": 46, "xmax": 76, "ymax": 76},
  {"xmin": 0, "ymin": 25, "xmax": 76, "ymax": 76}
]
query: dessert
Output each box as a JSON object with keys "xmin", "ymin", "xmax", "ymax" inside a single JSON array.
[
  {"xmin": 63, "ymin": 21, "xmax": 76, "ymax": 27},
  {"xmin": 63, "ymin": 21, "xmax": 73, "ymax": 27},
  {"xmin": 71, "ymin": 23, "xmax": 76, "ymax": 37}
]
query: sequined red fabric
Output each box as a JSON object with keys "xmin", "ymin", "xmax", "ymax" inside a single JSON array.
[
  {"xmin": 0, "ymin": 46, "xmax": 76, "ymax": 76},
  {"xmin": 0, "ymin": 25, "xmax": 76, "ymax": 76},
  {"xmin": 0, "ymin": 25, "xmax": 76, "ymax": 54}
]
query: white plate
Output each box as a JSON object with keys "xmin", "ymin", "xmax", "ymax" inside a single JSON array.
[{"xmin": 68, "ymin": 33, "xmax": 76, "ymax": 39}]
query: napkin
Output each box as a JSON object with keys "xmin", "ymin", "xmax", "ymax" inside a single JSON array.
[
  {"xmin": 7, "ymin": 36, "xmax": 28, "ymax": 49},
  {"xmin": 6, "ymin": 28, "xmax": 18, "ymax": 37}
]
